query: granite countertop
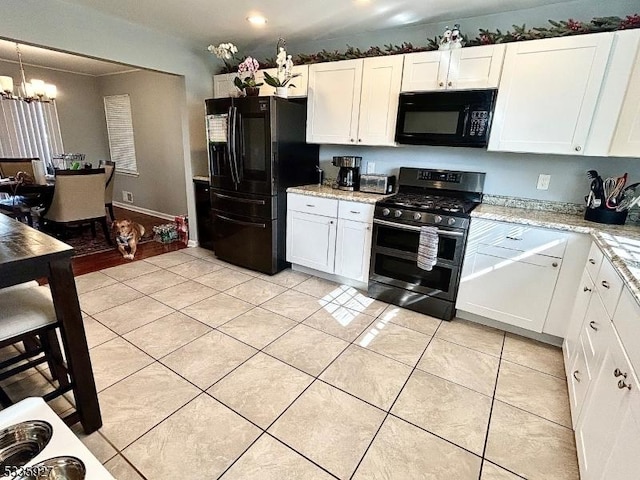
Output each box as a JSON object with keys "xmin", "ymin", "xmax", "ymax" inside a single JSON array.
[
  {"xmin": 472, "ymin": 203, "xmax": 640, "ymax": 306},
  {"xmin": 193, "ymin": 175, "xmax": 209, "ymax": 183},
  {"xmin": 287, "ymin": 184, "xmax": 392, "ymax": 204}
]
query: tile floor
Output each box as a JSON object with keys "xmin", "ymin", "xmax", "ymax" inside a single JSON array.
[{"xmin": 4, "ymin": 247, "xmax": 580, "ymax": 479}]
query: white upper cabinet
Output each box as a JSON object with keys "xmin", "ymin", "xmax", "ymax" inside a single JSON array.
[
  {"xmin": 401, "ymin": 44, "xmax": 505, "ymax": 92},
  {"xmin": 307, "ymin": 59, "xmax": 363, "ymax": 145},
  {"xmin": 610, "ymin": 32, "xmax": 640, "ymax": 157},
  {"xmin": 255, "ymin": 65, "xmax": 309, "ymax": 98},
  {"xmin": 488, "ymin": 33, "xmax": 614, "ymax": 155},
  {"xmin": 307, "ymin": 56, "xmax": 403, "ymax": 145},
  {"xmin": 357, "ymin": 55, "xmax": 404, "ymax": 145},
  {"xmin": 213, "ymin": 73, "xmax": 238, "ymax": 98}
]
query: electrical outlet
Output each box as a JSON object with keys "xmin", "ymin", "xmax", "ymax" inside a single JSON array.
[
  {"xmin": 122, "ymin": 191, "xmax": 134, "ymax": 203},
  {"xmin": 367, "ymin": 161, "xmax": 376, "ymax": 174},
  {"xmin": 537, "ymin": 174, "xmax": 551, "ymax": 190}
]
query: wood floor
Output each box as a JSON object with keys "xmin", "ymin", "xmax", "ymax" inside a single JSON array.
[{"xmin": 72, "ymin": 206, "xmax": 187, "ymax": 276}]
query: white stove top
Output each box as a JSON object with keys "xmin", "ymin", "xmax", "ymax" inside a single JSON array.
[{"xmin": 0, "ymin": 398, "xmax": 114, "ymax": 479}]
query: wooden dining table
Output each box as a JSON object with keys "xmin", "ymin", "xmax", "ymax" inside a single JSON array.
[{"xmin": 0, "ymin": 213, "xmax": 101, "ymax": 433}]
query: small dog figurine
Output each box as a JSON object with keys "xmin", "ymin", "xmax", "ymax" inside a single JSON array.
[{"xmin": 112, "ymin": 219, "xmax": 145, "ymax": 260}]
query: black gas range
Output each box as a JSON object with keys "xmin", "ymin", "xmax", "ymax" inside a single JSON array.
[{"xmin": 368, "ymin": 167, "xmax": 486, "ymax": 320}]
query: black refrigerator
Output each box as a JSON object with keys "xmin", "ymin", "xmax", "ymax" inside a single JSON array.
[{"xmin": 205, "ymin": 96, "xmax": 319, "ymax": 274}]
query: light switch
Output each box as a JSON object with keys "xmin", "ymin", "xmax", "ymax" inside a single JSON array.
[{"xmin": 537, "ymin": 174, "xmax": 551, "ymax": 190}]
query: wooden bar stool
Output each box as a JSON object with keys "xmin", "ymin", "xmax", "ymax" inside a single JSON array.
[{"xmin": 0, "ymin": 285, "xmax": 72, "ymax": 414}]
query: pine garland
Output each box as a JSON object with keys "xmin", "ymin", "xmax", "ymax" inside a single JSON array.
[{"xmin": 218, "ymin": 15, "xmax": 640, "ymax": 73}]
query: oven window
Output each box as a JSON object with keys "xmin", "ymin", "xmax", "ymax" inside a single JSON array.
[
  {"xmin": 374, "ymin": 254, "xmax": 452, "ymax": 293},
  {"xmin": 403, "ymin": 111, "xmax": 459, "ymax": 134},
  {"xmin": 376, "ymin": 226, "xmax": 458, "ymax": 262}
]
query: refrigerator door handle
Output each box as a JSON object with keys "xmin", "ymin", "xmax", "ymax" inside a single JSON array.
[
  {"xmin": 212, "ymin": 192, "xmax": 266, "ymax": 205},
  {"xmin": 236, "ymin": 110, "xmax": 244, "ymax": 184},
  {"xmin": 226, "ymin": 106, "xmax": 237, "ymax": 185},
  {"xmin": 216, "ymin": 213, "xmax": 267, "ymax": 229}
]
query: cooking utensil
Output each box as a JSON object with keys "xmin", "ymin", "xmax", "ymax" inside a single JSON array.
[
  {"xmin": 616, "ymin": 182, "xmax": 640, "ymax": 211},
  {"xmin": 605, "ymin": 173, "xmax": 627, "ymax": 209},
  {"xmin": 586, "ymin": 170, "xmax": 604, "ymax": 208}
]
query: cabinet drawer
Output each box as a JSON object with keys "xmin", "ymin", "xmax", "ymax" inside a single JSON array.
[
  {"xmin": 338, "ymin": 201, "xmax": 374, "ymax": 223},
  {"xmin": 585, "ymin": 242, "xmax": 604, "ymax": 280},
  {"xmin": 288, "ymin": 193, "xmax": 338, "ymax": 217},
  {"xmin": 470, "ymin": 219, "xmax": 568, "ymax": 258},
  {"xmin": 596, "ymin": 258, "xmax": 623, "ymax": 317},
  {"xmin": 613, "ymin": 288, "xmax": 640, "ymax": 373},
  {"xmin": 477, "ymin": 244, "xmax": 562, "ymax": 267}
]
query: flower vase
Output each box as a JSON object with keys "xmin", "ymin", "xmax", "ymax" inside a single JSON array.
[
  {"xmin": 245, "ymin": 87, "xmax": 260, "ymax": 97},
  {"xmin": 275, "ymin": 87, "xmax": 289, "ymax": 98}
]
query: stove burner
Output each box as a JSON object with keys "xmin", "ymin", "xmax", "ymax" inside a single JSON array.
[{"xmin": 382, "ymin": 193, "xmax": 474, "ymax": 215}]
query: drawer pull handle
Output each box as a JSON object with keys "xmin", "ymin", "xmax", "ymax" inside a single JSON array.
[
  {"xmin": 583, "ymin": 286, "xmax": 592, "ymax": 292},
  {"xmin": 506, "ymin": 236, "xmax": 522, "ymax": 241},
  {"xmin": 618, "ymin": 380, "xmax": 632, "ymax": 391},
  {"xmin": 350, "ymin": 211, "xmax": 361, "ymax": 214},
  {"xmin": 329, "ymin": 221, "xmax": 334, "ymax": 225},
  {"xmin": 601, "ymin": 280, "xmax": 610, "ymax": 289},
  {"xmin": 573, "ymin": 370, "xmax": 581, "ymax": 382},
  {"xmin": 589, "ymin": 321, "xmax": 598, "ymax": 331},
  {"xmin": 305, "ymin": 204, "xmax": 315, "ymax": 208},
  {"xmin": 588, "ymin": 258, "xmax": 596, "ymax": 265},
  {"xmin": 614, "ymin": 368, "xmax": 628, "ymax": 379}
]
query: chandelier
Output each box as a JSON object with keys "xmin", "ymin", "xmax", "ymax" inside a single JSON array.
[{"xmin": 0, "ymin": 44, "xmax": 57, "ymax": 102}]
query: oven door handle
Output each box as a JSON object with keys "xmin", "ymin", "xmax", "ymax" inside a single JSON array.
[{"xmin": 373, "ymin": 219, "xmax": 464, "ymax": 237}]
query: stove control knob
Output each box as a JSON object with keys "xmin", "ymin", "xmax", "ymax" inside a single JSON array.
[
  {"xmin": 413, "ymin": 212, "xmax": 422, "ymax": 221},
  {"xmin": 434, "ymin": 215, "xmax": 443, "ymax": 223},
  {"xmin": 394, "ymin": 210, "xmax": 403, "ymax": 218},
  {"xmin": 447, "ymin": 218, "xmax": 456, "ymax": 226},
  {"xmin": 382, "ymin": 208, "xmax": 390, "ymax": 217}
]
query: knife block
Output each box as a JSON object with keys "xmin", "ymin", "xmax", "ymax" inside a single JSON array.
[{"xmin": 584, "ymin": 208, "xmax": 628, "ymax": 225}]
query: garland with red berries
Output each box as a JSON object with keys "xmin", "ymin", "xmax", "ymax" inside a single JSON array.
[{"xmin": 218, "ymin": 15, "xmax": 640, "ymax": 73}]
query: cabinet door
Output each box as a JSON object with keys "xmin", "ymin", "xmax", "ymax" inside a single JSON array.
[
  {"xmin": 599, "ymin": 369, "xmax": 640, "ymax": 480},
  {"xmin": 567, "ymin": 333, "xmax": 593, "ymax": 427},
  {"xmin": 447, "ymin": 44, "xmax": 506, "ymax": 89},
  {"xmin": 256, "ymin": 65, "xmax": 309, "ymax": 98},
  {"xmin": 357, "ymin": 55, "xmax": 404, "ymax": 146},
  {"xmin": 456, "ymin": 249, "xmax": 560, "ymax": 332},
  {"xmin": 306, "ymin": 60, "xmax": 363, "ymax": 144},
  {"xmin": 286, "ymin": 210, "xmax": 336, "ymax": 273},
  {"xmin": 213, "ymin": 73, "xmax": 238, "ymax": 98},
  {"xmin": 401, "ymin": 51, "xmax": 450, "ymax": 92},
  {"xmin": 564, "ymin": 268, "xmax": 595, "ymax": 369},
  {"xmin": 610, "ymin": 32, "xmax": 640, "ymax": 157},
  {"xmin": 334, "ymin": 219, "xmax": 372, "ymax": 282},
  {"xmin": 488, "ymin": 33, "xmax": 614, "ymax": 155},
  {"xmin": 576, "ymin": 323, "xmax": 634, "ymax": 480}
]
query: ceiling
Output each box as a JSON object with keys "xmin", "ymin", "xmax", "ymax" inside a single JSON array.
[
  {"xmin": 60, "ymin": 0, "xmax": 578, "ymax": 50},
  {"xmin": 0, "ymin": 39, "xmax": 137, "ymax": 76}
]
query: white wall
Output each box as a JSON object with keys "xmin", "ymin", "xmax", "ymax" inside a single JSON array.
[
  {"xmin": 0, "ymin": 0, "xmax": 216, "ymax": 240},
  {"xmin": 320, "ymin": 145, "xmax": 640, "ymax": 204}
]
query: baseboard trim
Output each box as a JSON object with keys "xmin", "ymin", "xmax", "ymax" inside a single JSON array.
[
  {"xmin": 187, "ymin": 240, "xmax": 199, "ymax": 248},
  {"xmin": 112, "ymin": 202, "xmax": 175, "ymax": 221}
]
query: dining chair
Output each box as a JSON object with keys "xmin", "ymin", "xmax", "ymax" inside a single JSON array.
[
  {"xmin": 0, "ymin": 284, "xmax": 73, "ymax": 412},
  {"xmin": 41, "ymin": 168, "xmax": 111, "ymax": 243},
  {"xmin": 99, "ymin": 160, "xmax": 116, "ymax": 221},
  {"xmin": 0, "ymin": 157, "xmax": 41, "ymax": 226}
]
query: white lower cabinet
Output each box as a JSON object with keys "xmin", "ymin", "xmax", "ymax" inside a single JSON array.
[
  {"xmin": 564, "ymin": 242, "xmax": 640, "ymax": 480},
  {"xmin": 286, "ymin": 210, "xmax": 336, "ymax": 273},
  {"xmin": 286, "ymin": 194, "xmax": 373, "ymax": 284},
  {"xmin": 334, "ymin": 219, "xmax": 372, "ymax": 283}
]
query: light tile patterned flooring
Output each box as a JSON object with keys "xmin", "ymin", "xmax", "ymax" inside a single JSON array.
[{"xmin": 4, "ymin": 247, "xmax": 580, "ymax": 479}]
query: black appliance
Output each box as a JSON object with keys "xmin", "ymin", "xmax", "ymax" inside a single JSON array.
[
  {"xmin": 205, "ymin": 96, "xmax": 319, "ymax": 274},
  {"xmin": 368, "ymin": 167, "xmax": 485, "ymax": 320},
  {"xmin": 332, "ymin": 156, "xmax": 361, "ymax": 191},
  {"xmin": 395, "ymin": 89, "xmax": 497, "ymax": 147}
]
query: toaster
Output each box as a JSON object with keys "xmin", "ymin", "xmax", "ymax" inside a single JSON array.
[{"xmin": 359, "ymin": 174, "xmax": 396, "ymax": 194}]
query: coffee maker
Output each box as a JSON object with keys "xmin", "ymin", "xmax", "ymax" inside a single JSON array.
[{"xmin": 332, "ymin": 156, "xmax": 362, "ymax": 191}]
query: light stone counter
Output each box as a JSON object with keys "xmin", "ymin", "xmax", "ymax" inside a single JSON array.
[
  {"xmin": 193, "ymin": 175, "xmax": 209, "ymax": 183},
  {"xmin": 472, "ymin": 203, "xmax": 640, "ymax": 306},
  {"xmin": 287, "ymin": 184, "xmax": 391, "ymax": 204}
]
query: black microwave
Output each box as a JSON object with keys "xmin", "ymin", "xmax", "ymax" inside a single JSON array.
[{"xmin": 395, "ymin": 89, "xmax": 498, "ymax": 147}]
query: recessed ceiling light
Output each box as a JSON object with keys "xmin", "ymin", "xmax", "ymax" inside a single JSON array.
[{"xmin": 247, "ymin": 15, "xmax": 267, "ymax": 25}]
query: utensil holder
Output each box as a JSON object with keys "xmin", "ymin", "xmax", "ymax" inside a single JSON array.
[{"xmin": 584, "ymin": 208, "xmax": 628, "ymax": 225}]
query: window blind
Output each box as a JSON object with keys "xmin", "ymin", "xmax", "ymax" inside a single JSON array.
[
  {"xmin": 0, "ymin": 98, "xmax": 63, "ymax": 173},
  {"xmin": 104, "ymin": 94, "xmax": 138, "ymax": 174}
]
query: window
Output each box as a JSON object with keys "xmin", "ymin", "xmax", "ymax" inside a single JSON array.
[
  {"xmin": 104, "ymin": 94, "xmax": 138, "ymax": 175},
  {"xmin": 0, "ymin": 98, "xmax": 64, "ymax": 173}
]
